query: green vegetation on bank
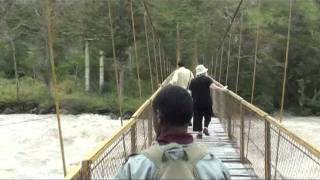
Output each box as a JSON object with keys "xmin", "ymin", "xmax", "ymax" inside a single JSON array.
[
  {"xmin": 0, "ymin": 77, "xmax": 146, "ymax": 114},
  {"xmin": 0, "ymin": 0, "xmax": 320, "ymax": 116}
]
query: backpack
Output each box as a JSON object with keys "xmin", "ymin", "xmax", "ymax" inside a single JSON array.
[{"xmin": 142, "ymin": 143, "xmax": 208, "ymax": 180}]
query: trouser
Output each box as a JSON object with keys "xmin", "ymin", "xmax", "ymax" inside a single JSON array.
[{"xmin": 193, "ymin": 105, "xmax": 213, "ymax": 132}]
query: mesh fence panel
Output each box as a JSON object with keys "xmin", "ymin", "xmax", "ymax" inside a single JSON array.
[
  {"xmin": 69, "ymin": 76, "xmax": 320, "ymax": 180},
  {"xmin": 90, "ymin": 129, "xmax": 131, "ymax": 179},
  {"xmin": 243, "ymin": 107, "xmax": 265, "ymax": 178},
  {"xmin": 67, "ymin": 73, "xmax": 174, "ymax": 179},
  {"xmin": 225, "ymin": 92, "xmax": 241, "ymax": 145},
  {"xmin": 212, "ymin": 87, "xmax": 320, "ymax": 179},
  {"xmin": 270, "ymin": 124, "xmax": 320, "ymax": 179}
]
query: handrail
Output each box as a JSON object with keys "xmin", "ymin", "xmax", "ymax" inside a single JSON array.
[
  {"xmin": 213, "ymin": 85, "xmax": 320, "ymax": 179},
  {"xmin": 225, "ymin": 89, "xmax": 320, "ymax": 159},
  {"xmin": 67, "ymin": 74, "xmax": 320, "ymax": 179},
  {"xmin": 86, "ymin": 86, "xmax": 163, "ymax": 162},
  {"xmin": 264, "ymin": 115, "xmax": 320, "ymax": 158},
  {"xmin": 65, "ymin": 73, "xmax": 174, "ymax": 179}
]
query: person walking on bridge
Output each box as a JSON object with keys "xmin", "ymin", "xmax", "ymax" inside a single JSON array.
[
  {"xmin": 189, "ymin": 64, "xmax": 224, "ymax": 139},
  {"xmin": 169, "ymin": 61, "xmax": 194, "ymax": 89},
  {"xmin": 115, "ymin": 85, "xmax": 230, "ymax": 179}
]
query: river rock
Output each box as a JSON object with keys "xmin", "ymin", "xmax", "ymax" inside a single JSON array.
[
  {"xmin": 38, "ymin": 107, "xmax": 53, "ymax": 114},
  {"xmin": 110, "ymin": 113, "xmax": 118, "ymax": 120},
  {"xmin": 59, "ymin": 108, "xmax": 69, "ymax": 114},
  {"xmin": 122, "ymin": 111, "xmax": 133, "ymax": 120},
  {"xmin": 96, "ymin": 108, "xmax": 111, "ymax": 115},
  {"xmin": 2, "ymin": 108, "xmax": 15, "ymax": 114},
  {"xmin": 30, "ymin": 107, "xmax": 38, "ymax": 114}
]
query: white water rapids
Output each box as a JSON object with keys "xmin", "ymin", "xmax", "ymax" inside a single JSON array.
[
  {"xmin": 0, "ymin": 114, "xmax": 123, "ymax": 179},
  {"xmin": 0, "ymin": 114, "xmax": 319, "ymax": 179}
]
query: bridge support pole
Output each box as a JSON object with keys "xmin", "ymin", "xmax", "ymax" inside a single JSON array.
[
  {"xmin": 227, "ymin": 117, "xmax": 232, "ymax": 138},
  {"xmin": 82, "ymin": 159, "xmax": 91, "ymax": 180},
  {"xmin": 85, "ymin": 40, "xmax": 90, "ymax": 91},
  {"xmin": 240, "ymin": 101, "xmax": 245, "ymax": 162},
  {"xmin": 131, "ymin": 124, "xmax": 137, "ymax": 154},
  {"xmin": 148, "ymin": 106, "xmax": 153, "ymax": 146},
  {"xmin": 99, "ymin": 50, "xmax": 104, "ymax": 91},
  {"xmin": 265, "ymin": 119, "xmax": 271, "ymax": 179}
]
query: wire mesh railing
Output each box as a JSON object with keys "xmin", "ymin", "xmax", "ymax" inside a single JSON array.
[
  {"xmin": 212, "ymin": 87, "xmax": 320, "ymax": 179},
  {"xmin": 66, "ymin": 74, "xmax": 320, "ymax": 179},
  {"xmin": 65, "ymin": 73, "xmax": 174, "ymax": 180}
]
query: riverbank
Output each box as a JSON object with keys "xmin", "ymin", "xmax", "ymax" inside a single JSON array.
[
  {"xmin": 0, "ymin": 77, "xmax": 147, "ymax": 118},
  {"xmin": 0, "ymin": 101, "xmax": 133, "ymax": 119}
]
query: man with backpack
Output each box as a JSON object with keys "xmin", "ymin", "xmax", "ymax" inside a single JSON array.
[{"xmin": 115, "ymin": 85, "xmax": 230, "ymax": 179}]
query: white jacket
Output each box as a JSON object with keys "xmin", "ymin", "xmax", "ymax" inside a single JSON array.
[{"xmin": 170, "ymin": 67, "xmax": 194, "ymax": 89}]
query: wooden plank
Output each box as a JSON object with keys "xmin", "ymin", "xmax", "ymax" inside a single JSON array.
[{"xmin": 189, "ymin": 117, "xmax": 258, "ymax": 179}]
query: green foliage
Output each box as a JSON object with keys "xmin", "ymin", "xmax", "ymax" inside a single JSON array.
[{"xmin": 0, "ymin": 0, "xmax": 320, "ymax": 115}]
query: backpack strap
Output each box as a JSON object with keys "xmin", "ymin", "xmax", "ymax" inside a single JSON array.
[
  {"xmin": 185, "ymin": 143, "xmax": 208, "ymax": 166},
  {"xmin": 141, "ymin": 143, "xmax": 208, "ymax": 170},
  {"xmin": 141, "ymin": 144, "xmax": 163, "ymax": 168}
]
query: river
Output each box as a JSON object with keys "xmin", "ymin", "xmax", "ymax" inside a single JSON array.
[
  {"xmin": 0, "ymin": 114, "xmax": 319, "ymax": 178},
  {"xmin": 0, "ymin": 114, "xmax": 123, "ymax": 179}
]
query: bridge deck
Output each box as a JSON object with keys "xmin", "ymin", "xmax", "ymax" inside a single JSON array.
[{"xmin": 188, "ymin": 118, "xmax": 258, "ymax": 179}]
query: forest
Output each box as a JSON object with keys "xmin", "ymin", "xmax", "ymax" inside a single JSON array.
[{"xmin": 0, "ymin": 0, "xmax": 319, "ymax": 116}]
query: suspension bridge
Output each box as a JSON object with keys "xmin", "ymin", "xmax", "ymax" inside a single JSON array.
[{"xmin": 38, "ymin": 0, "xmax": 320, "ymax": 179}]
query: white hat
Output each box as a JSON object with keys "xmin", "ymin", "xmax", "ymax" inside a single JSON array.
[{"xmin": 196, "ymin": 64, "xmax": 208, "ymax": 76}]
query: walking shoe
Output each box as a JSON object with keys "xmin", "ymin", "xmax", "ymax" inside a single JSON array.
[
  {"xmin": 196, "ymin": 132, "xmax": 203, "ymax": 139},
  {"xmin": 203, "ymin": 127, "xmax": 210, "ymax": 136}
]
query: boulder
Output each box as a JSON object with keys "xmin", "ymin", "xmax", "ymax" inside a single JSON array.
[
  {"xmin": 2, "ymin": 107, "xmax": 15, "ymax": 114},
  {"xmin": 96, "ymin": 108, "xmax": 111, "ymax": 115},
  {"xmin": 110, "ymin": 113, "xmax": 118, "ymax": 120},
  {"xmin": 59, "ymin": 108, "xmax": 69, "ymax": 114},
  {"xmin": 122, "ymin": 111, "xmax": 133, "ymax": 120},
  {"xmin": 30, "ymin": 107, "xmax": 38, "ymax": 114},
  {"xmin": 38, "ymin": 106, "xmax": 53, "ymax": 114}
]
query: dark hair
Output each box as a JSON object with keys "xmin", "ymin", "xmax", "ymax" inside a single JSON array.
[
  {"xmin": 152, "ymin": 85, "xmax": 193, "ymax": 126},
  {"xmin": 177, "ymin": 61, "xmax": 185, "ymax": 67}
]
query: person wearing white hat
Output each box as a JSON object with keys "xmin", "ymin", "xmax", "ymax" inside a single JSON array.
[{"xmin": 188, "ymin": 64, "xmax": 214, "ymax": 139}]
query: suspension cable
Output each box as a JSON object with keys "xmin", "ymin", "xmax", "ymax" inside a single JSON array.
[
  {"xmin": 279, "ymin": 0, "xmax": 293, "ymax": 123},
  {"xmin": 214, "ymin": 0, "xmax": 243, "ymax": 68},
  {"xmin": 151, "ymin": 28, "xmax": 160, "ymax": 86},
  {"xmin": 108, "ymin": 0, "xmax": 123, "ymax": 125},
  {"xmin": 176, "ymin": 23, "xmax": 181, "ymax": 68},
  {"xmin": 246, "ymin": 0, "xmax": 261, "ymax": 159},
  {"xmin": 218, "ymin": 42, "xmax": 225, "ymax": 82},
  {"xmin": 210, "ymin": 55, "xmax": 214, "ymax": 76},
  {"xmin": 143, "ymin": 12, "xmax": 154, "ymax": 92},
  {"xmin": 142, "ymin": 0, "xmax": 171, "ymax": 81},
  {"xmin": 235, "ymin": 12, "xmax": 243, "ymax": 94},
  {"xmin": 107, "ymin": 0, "xmax": 127, "ymax": 158},
  {"xmin": 274, "ymin": 0, "xmax": 293, "ymax": 177},
  {"xmin": 214, "ymin": 53, "xmax": 219, "ymax": 79},
  {"xmin": 163, "ymin": 53, "xmax": 167, "ymax": 77},
  {"xmin": 225, "ymin": 32, "xmax": 232, "ymax": 85},
  {"xmin": 141, "ymin": 0, "xmax": 161, "ymax": 42},
  {"xmin": 158, "ymin": 40, "xmax": 164, "ymax": 82},
  {"xmin": 45, "ymin": 0, "xmax": 66, "ymax": 176},
  {"xmin": 130, "ymin": 0, "xmax": 142, "ymax": 99},
  {"xmin": 250, "ymin": 3, "xmax": 260, "ymax": 104}
]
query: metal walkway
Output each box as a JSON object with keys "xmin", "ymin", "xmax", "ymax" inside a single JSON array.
[{"xmin": 190, "ymin": 118, "xmax": 257, "ymax": 179}]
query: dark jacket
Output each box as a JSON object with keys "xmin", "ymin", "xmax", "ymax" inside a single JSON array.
[{"xmin": 189, "ymin": 75, "xmax": 213, "ymax": 108}]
